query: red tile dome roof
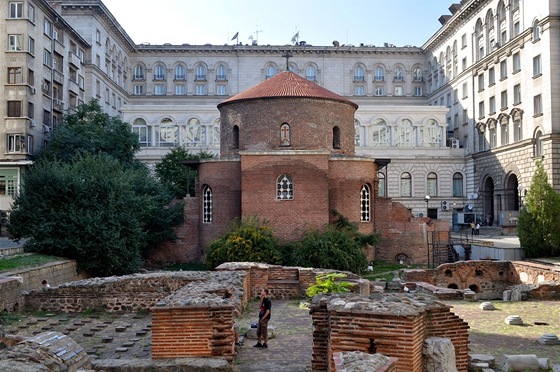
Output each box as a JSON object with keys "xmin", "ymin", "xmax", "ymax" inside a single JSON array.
[{"xmin": 218, "ymin": 71, "xmax": 358, "ymax": 108}]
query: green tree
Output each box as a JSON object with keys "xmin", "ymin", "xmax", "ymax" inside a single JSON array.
[
  {"xmin": 205, "ymin": 217, "xmax": 282, "ymax": 269},
  {"xmin": 518, "ymin": 160, "xmax": 560, "ymax": 257},
  {"xmin": 7, "ymin": 101, "xmax": 183, "ymax": 276},
  {"xmin": 154, "ymin": 147, "xmax": 213, "ymax": 199}
]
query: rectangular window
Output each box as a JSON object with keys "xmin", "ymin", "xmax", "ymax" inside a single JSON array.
[
  {"xmin": 453, "ymin": 113, "xmax": 459, "ymax": 129},
  {"xmin": 7, "ymin": 134, "xmax": 24, "ymax": 153},
  {"xmin": 78, "ymin": 75, "xmax": 84, "ymax": 89},
  {"xmin": 195, "ymin": 85, "xmax": 206, "ymax": 95},
  {"xmin": 28, "ymin": 4, "xmax": 35, "ymax": 22},
  {"xmin": 462, "ymin": 57, "xmax": 467, "ymax": 71},
  {"xmin": 489, "ymin": 96, "xmax": 496, "ymax": 114},
  {"xmin": 43, "ymin": 18, "xmax": 52, "ymax": 36},
  {"xmin": 78, "ymin": 49, "xmax": 84, "ymax": 62},
  {"xmin": 175, "ymin": 84, "xmax": 186, "ymax": 95},
  {"xmin": 513, "ymin": 52, "xmax": 521, "ymax": 72},
  {"xmin": 43, "ymin": 49, "xmax": 52, "ymax": 67},
  {"xmin": 453, "ymin": 89, "xmax": 458, "ymax": 103},
  {"xmin": 8, "ymin": 34, "xmax": 22, "ymax": 51},
  {"xmin": 133, "ymin": 84, "xmax": 144, "ymax": 95},
  {"xmin": 394, "ymin": 86, "xmax": 403, "ymax": 96},
  {"xmin": 478, "ymin": 101, "xmax": 485, "ymax": 118},
  {"xmin": 488, "ymin": 67, "xmax": 495, "ymax": 85},
  {"xmin": 501, "ymin": 123, "xmax": 509, "ymax": 145},
  {"xmin": 28, "ymin": 68, "xmax": 34, "ymax": 85},
  {"xmin": 105, "ymin": 88, "xmax": 110, "ymax": 103},
  {"xmin": 96, "ymin": 29, "xmax": 101, "ymax": 44},
  {"xmin": 514, "ymin": 22, "xmax": 520, "ymax": 36},
  {"xmin": 446, "ymin": 93, "xmax": 451, "ymax": 107},
  {"xmin": 514, "ymin": 84, "xmax": 521, "ymax": 104},
  {"xmin": 216, "ymin": 84, "xmax": 227, "ymax": 95},
  {"xmin": 8, "ymin": 2, "xmax": 23, "ymax": 18},
  {"xmin": 500, "ymin": 60, "xmax": 507, "ymax": 79},
  {"xmin": 478, "ymin": 74, "xmax": 484, "ymax": 91},
  {"xmin": 7, "ymin": 67, "xmax": 22, "ymax": 84},
  {"xmin": 462, "ymin": 82, "xmax": 468, "ymax": 99},
  {"xmin": 501, "ymin": 90, "xmax": 508, "ymax": 110},
  {"xmin": 28, "ymin": 36, "xmax": 34, "ymax": 54},
  {"xmin": 28, "ymin": 101, "xmax": 34, "ymax": 119},
  {"xmin": 533, "ymin": 55, "xmax": 542, "ymax": 77},
  {"xmin": 154, "ymin": 84, "xmax": 165, "ymax": 95},
  {"xmin": 354, "ymin": 85, "xmax": 365, "ymax": 96},
  {"xmin": 414, "ymin": 86, "xmax": 423, "ymax": 96},
  {"xmin": 534, "ymin": 94, "xmax": 542, "ymax": 116},
  {"xmin": 461, "ymin": 33, "xmax": 467, "ymax": 48},
  {"xmin": 463, "ymin": 109, "xmax": 468, "ymax": 125},
  {"xmin": 7, "ymin": 101, "xmax": 22, "ymax": 117}
]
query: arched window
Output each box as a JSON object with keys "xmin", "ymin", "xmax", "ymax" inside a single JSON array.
[
  {"xmin": 175, "ymin": 65, "xmax": 186, "ymax": 80},
  {"xmin": 195, "ymin": 65, "xmax": 207, "ymax": 81},
  {"xmin": 202, "ymin": 185, "xmax": 213, "ymax": 223},
  {"xmin": 374, "ymin": 66, "xmax": 384, "ymax": 81},
  {"xmin": 184, "ymin": 117, "xmax": 206, "ymax": 147},
  {"xmin": 360, "ymin": 184, "xmax": 371, "ymax": 222},
  {"xmin": 427, "ymin": 172, "xmax": 438, "ymax": 197},
  {"xmin": 266, "ymin": 65, "xmax": 277, "ymax": 79},
  {"xmin": 156, "ymin": 117, "xmax": 177, "ymax": 147},
  {"xmin": 354, "ymin": 66, "xmax": 364, "ymax": 82},
  {"xmin": 277, "ymin": 174, "xmax": 293, "ymax": 200},
  {"xmin": 534, "ymin": 130, "xmax": 543, "ymax": 157},
  {"xmin": 413, "ymin": 68, "xmax": 423, "ymax": 82},
  {"xmin": 513, "ymin": 111, "xmax": 523, "ymax": 141},
  {"xmin": 305, "ymin": 65, "xmax": 316, "ymax": 81},
  {"xmin": 354, "ymin": 119, "xmax": 361, "ymax": 146},
  {"xmin": 378, "ymin": 172, "xmax": 386, "ymax": 197},
  {"xmin": 401, "ymin": 173, "xmax": 412, "ymax": 197},
  {"xmin": 154, "ymin": 64, "xmax": 165, "ymax": 80},
  {"xmin": 394, "ymin": 67, "xmax": 403, "ymax": 81},
  {"xmin": 371, "ymin": 118, "xmax": 390, "ymax": 146},
  {"xmin": 211, "ymin": 118, "xmax": 220, "ymax": 145},
  {"xmin": 397, "ymin": 119, "xmax": 416, "ymax": 147},
  {"xmin": 132, "ymin": 118, "xmax": 150, "ymax": 147},
  {"xmin": 133, "ymin": 65, "xmax": 144, "ymax": 80},
  {"xmin": 233, "ymin": 125, "xmax": 239, "ymax": 148},
  {"xmin": 422, "ymin": 119, "xmax": 442, "ymax": 147},
  {"xmin": 533, "ymin": 20, "xmax": 541, "ymax": 41},
  {"xmin": 216, "ymin": 64, "xmax": 227, "ymax": 81},
  {"xmin": 280, "ymin": 123, "xmax": 290, "ymax": 146},
  {"xmin": 452, "ymin": 173, "xmax": 464, "ymax": 197},
  {"xmin": 333, "ymin": 126, "xmax": 341, "ymax": 149}
]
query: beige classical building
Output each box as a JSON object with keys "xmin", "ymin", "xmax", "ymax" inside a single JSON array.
[{"xmin": 0, "ymin": 0, "xmax": 557, "ymax": 229}]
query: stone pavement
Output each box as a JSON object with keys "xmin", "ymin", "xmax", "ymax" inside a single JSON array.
[{"xmin": 235, "ymin": 299, "xmax": 313, "ymax": 372}]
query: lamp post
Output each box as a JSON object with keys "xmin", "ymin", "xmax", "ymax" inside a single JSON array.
[
  {"xmin": 424, "ymin": 195, "xmax": 430, "ymax": 268},
  {"xmin": 517, "ymin": 185, "xmax": 523, "ymax": 209},
  {"xmin": 424, "ymin": 195, "xmax": 430, "ymax": 217}
]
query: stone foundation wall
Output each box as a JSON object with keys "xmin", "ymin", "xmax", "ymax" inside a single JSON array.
[
  {"xmin": 512, "ymin": 261, "xmax": 560, "ymax": 284},
  {"xmin": 0, "ymin": 260, "xmax": 84, "ymax": 313},
  {"xmin": 310, "ymin": 293, "xmax": 470, "ymax": 372},
  {"xmin": 215, "ymin": 262, "xmax": 361, "ymax": 299}
]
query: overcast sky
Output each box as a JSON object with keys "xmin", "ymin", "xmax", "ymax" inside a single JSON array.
[{"xmin": 101, "ymin": 0, "xmax": 454, "ymax": 47}]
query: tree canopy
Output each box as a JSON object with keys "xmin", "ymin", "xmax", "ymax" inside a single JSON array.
[
  {"xmin": 518, "ymin": 160, "xmax": 560, "ymax": 258},
  {"xmin": 8, "ymin": 100, "xmax": 183, "ymax": 276}
]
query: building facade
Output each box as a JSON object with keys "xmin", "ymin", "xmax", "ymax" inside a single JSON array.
[{"xmin": 1, "ymin": 0, "xmax": 556, "ymax": 232}]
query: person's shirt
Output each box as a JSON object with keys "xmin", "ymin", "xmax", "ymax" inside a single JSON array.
[{"xmin": 260, "ymin": 297, "xmax": 271, "ymax": 320}]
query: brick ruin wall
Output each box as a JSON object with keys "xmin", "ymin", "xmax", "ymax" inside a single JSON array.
[
  {"xmin": 402, "ymin": 260, "xmax": 560, "ymax": 300},
  {"xmin": 310, "ymin": 293, "xmax": 470, "ymax": 372},
  {"xmin": 0, "ymin": 260, "xmax": 84, "ymax": 312}
]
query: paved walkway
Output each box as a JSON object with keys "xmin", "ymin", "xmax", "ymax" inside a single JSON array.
[{"xmin": 235, "ymin": 299, "xmax": 313, "ymax": 372}]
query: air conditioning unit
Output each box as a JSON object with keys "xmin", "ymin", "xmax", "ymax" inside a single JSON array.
[
  {"xmin": 29, "ymin": 119, "xmax": 36, "ymax": 128},
  {"xmin": 41, "ymin": 83, "xmax": 48, "ymax": 90},
  {"xmin": 451, "ymin": 139, "xmax": 460, "ymax": 148},
  {"xmin": 441, "ymin": 200, "xmax": 450, "ymax": 211},
  {"xmin": 29, "ymin": 87, "xmax": 36, "ymax": 95},
  {"xmin": 43, "ymin": 125, "xmax": 51, "ymax": 134}
]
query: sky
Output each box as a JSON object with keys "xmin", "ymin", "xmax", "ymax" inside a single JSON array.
[{"xmin": 101, "ymin": 0, "xmax": 454, "ymax": 48}]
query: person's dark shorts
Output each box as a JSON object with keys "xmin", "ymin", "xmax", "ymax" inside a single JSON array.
[{"xmin": 257, "ymin": 318, "xmax": 269, "ymax": 339}]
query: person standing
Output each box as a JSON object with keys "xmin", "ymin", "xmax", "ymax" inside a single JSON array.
[
  {"xmin": 254, "ymin": 288, "xmax": 271, "ymax": 349},
  {"xmin": 470, "ymin": 222, "xmax": 475, "ymax": 236},
  {"xmin": 475, "ymin": 222, "xmax": 480, "ymax": 235}
]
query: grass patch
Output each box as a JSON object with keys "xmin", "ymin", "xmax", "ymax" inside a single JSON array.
[{"xmin": 0, "ymin": 254, "xmax": 62, "ymax": 272}]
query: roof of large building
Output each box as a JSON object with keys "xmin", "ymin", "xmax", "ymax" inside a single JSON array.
[{"xmin": 218, "ymin": 71, "xmax": 358, "ymax": 109}]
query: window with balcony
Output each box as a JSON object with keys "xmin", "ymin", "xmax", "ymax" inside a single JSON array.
[
  {"xmin": 133, "ymin": 65, "xmax": 144, "ymax": 80},
  {"xmin": 305, "ymin": 65, "xmax": 316, "ymax": 81},
  {"xmin": 174, "ymin": 64, "xmax": 186, "ymax": 80},
  {"xmin": 216, "ymin": 64, "xmax": 227, "ymax": 81},
  {"xmin": 394, "ymin": 67, "xmax": 403, "ymax": 81},
  {"xmin": 413, "ymin": 68, "xmax": 422, "ymax": 82},
  {"xmin": 154, "ymin": 65, "xmax": 165, "ymax": 80},
  {"xmin": 354, "ymin": 66, "xmax": 365, "ymax": 82},
  {"xmin": 374, "ymin": 66, "xmax": 384, "ymax": 81},
  {"xmin": 195, "ymin": 65, "xmax": 206, "ymax": 81},
  {"xmin": 266, "ymin": 65, "xmax": 277, "ymax": 79}
]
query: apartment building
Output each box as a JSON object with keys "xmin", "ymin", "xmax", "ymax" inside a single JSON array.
[{"xmin": 1, "ymin": 0, "xmax": 555, "ymax": 229}]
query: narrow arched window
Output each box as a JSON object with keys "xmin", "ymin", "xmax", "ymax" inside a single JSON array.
[
  {"xmin": 453, "ymin": 173, "xmax": 464, "ymax": 197},
  {"xmin": 133, "ymin": 65, "xmax": 144, "ymax": 80},
  {"xmin": 280, "ymin": 123, "xmax": 290, "ymax": 146},
  {"xmin": 360, "ymin": 184, "xmax": 371, "ymax": 222},
  {"xmin": 233, "ymin": 125, "xmax": 239, "ymax": 149},
  {"xmin": 378, "ymin": 172, "xmax": 386, "ymax": 197},
  {"xmin": 333, "ymin": 126, "xmax": 341, "ymax": 149},
  {"xmin": 154, "ymin": 64, "xmax": 165, "ymax": 80},
  {"xmin": 202, "ymin": 185, "xmax": 213, "ymax": 223},
  {"xmin": 277, "ymin": 174, "xmax": 293, "ymax": 200},
  {"xmin": 175, "ymin": 65, "xmax": 186, "ymax": 80},
  {"xmin": 427, "ymin": 172, "xmax": 438, "ymax": 197},
  {"xmin": 401, "ymin": 172, "xmax": 412, "ymax": 197}
]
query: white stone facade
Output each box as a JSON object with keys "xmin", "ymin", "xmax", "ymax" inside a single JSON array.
[{"xmin": 1, "ymin": 0, "xmax": 557, "ymax": 228}]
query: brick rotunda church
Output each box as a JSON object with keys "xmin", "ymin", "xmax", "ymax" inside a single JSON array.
[{"xmin": 150, "ymin": 71, "xmax": 448, "ymax": 264}]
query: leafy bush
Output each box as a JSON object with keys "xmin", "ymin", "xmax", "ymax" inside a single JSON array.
[
  {"xmin": 205, "ymin": 217, "xmax": 282, "ymax": 269},
  {"xmin": 306, "ymin": 272, "xmax": 354, "ymax": 298}
]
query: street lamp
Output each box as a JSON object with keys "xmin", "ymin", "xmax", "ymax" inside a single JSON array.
[
  {"xmin": 517, "ymin": 185, "xmax": 524, "ymax": 208},
  {"xmin": 424, "ymin": 195, "xmax": 430, "ymax": 217}
]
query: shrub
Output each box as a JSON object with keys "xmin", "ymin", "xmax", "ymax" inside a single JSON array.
[
  {"xmin": 306, "ymin": 273, "xmax": 354, "ymax": 298},
  {"xmin": 205, "ymin": 217, "xmax": 282, "ymax": 269}
]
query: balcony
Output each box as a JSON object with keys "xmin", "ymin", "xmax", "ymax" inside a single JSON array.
[
  {"xmin": 53, "ymin": 70, "xmax": 64, "ymax": 84},
  {"xmin": 68, "ymin": 79, "xmax": 79, "ymax": 94},
  {"xmin": 68, "ymin": 51, "xmax": 81, "ymax": 67}
]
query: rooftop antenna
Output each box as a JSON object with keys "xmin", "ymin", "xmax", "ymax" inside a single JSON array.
[{"xmin": 249, "ymin": 26, "xmax": 263, "ymax": 44}]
